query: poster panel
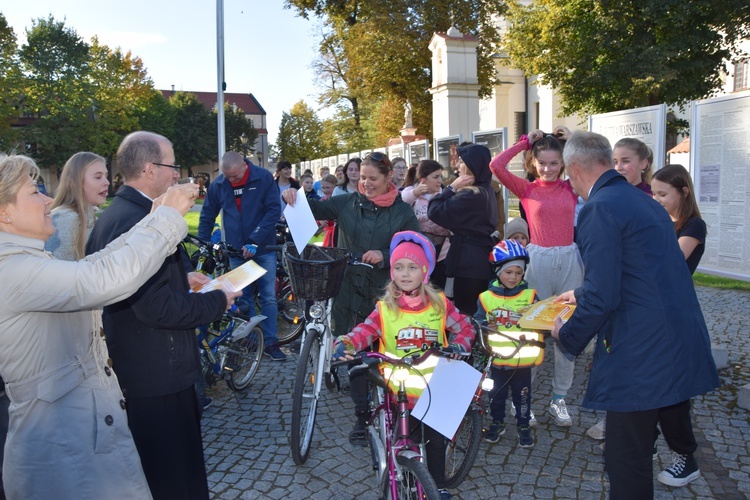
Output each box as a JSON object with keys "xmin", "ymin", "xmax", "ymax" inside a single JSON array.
[
  {"xmin": 435, "ymin": 135, "xmax": 461, "ymax": 170},
  {"xmin": 388, "ymin": 144, "xmax": 404, "ymax": 160},
  {"xmin": 408, "ymin": 140, "xmax": 430, "ymax": 164},
  {"xmin": 691, "ymin": 91, "xmax": 750, "ymax": 281},
  {"xmin": 472, "ymin": 128, "xmax": 507, "ymax": 158},
  {"xmin": 588, "ymin": 104, "xmax": 667, "ymax": 169}
]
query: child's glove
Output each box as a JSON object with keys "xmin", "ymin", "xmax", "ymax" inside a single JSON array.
[
  {"xmin": 331, "ymin": 339, "xmax": 356, "ymax": 361},
  {"xmin": 446, "ymin": 343, "xmax": 469, "ymax": 358}
]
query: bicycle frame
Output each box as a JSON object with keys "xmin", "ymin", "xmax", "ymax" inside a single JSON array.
[
  {"xmin": 198, "ymin": 313, "xmax": 265, "ymax": 376},
  {"xmin": 357, "ymin": 351, "xmax": 442, "ymax": 499}
]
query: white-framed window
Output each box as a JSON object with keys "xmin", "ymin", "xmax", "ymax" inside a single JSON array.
[{"xmin": 735, "ymin": 59, "xmax": 749, "ymax": 92}]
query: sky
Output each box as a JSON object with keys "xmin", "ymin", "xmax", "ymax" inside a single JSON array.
[{"xmin": 2, "ymin": 0, "xmax": 325, "ymax": 145}]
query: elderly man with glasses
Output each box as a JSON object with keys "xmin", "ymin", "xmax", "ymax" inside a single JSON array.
[{"xmin": 87, "ymin": 131, "xmax": 238, "ymax": 499}]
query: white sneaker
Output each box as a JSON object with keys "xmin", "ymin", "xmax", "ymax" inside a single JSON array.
[
  {"xmin": 510, "ymin": 403, "xmax": 537, "ymax": 427},
  {"xmin": 549, "ymin": 398, "xmax": 572, "ymax": 427},
  {"xmin": 586, "ymin": 418, "xmax": 606, "ymax": 440}
]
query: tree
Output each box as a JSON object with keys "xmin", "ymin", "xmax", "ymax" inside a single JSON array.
[
  {"xmin": 502, "ymin": 0, "xmax": 750, "ymax": 117},
  {"xmin": 286, "ymin": 0, "xmax": 506, "ymax": 144},
  {"xmin": 0, "ymin": 14, "xmax": 22, "ymax": 150},
  {"xmin": 87, "ymin": 38, "xmax": 155, "ymax": 159},
  {"xmin": 223, "ymin": 102, "xmax": 258, "ymax": 155},
  {"xmin": 137, "ymin": 88, "xmax": 176, "ymax": 139},
  {"xmin": 276, "ymin": 100, "xmax": 326, "ymax": 163},
  {"xmin": 19, "ymin": 15, "xmax": 94, "ymax": 169},
  {"xmin": 170, "ymin": 92, "xmax": 216, "ymax": 173}
]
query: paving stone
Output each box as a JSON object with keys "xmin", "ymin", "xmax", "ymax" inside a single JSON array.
[{"xmin": 198, "ymin": 287, "xmax": 750, "ymax": 499}]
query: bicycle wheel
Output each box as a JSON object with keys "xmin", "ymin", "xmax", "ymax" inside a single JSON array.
[
  {"xmin": 382, "ymin": 455, "xmax": 441, "ymax": 500},
  {"xmin": 276, "ymin": 285, "xmax": 305, "ymax": 345},
  {"xmin": 225, "ymin": 326, "xmax": 264, "ymax": 392},
  {"xmin": 290, "ymin": 328, "xmax": 322, "ymax": 465},
  {"xmin": 443, "ymin": 408, "xmax": 482, "ymax": 489}
]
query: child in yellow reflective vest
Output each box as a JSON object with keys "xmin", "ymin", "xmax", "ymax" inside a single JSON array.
[
  {"xmin": 474, "ymin": 239, "xmax": 543, "ymax": 448},
  {"xmin": 332, "ymin": 230, "xmax": 474, "ymax": 499}
]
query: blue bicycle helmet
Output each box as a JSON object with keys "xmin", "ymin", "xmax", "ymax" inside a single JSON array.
[{"xmin": 489, "ymin": 239, "xmax": 530, "ymax": 272}]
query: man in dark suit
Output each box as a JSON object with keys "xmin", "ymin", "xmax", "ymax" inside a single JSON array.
[
  {"xmin": 551, "ymin": 131, "xmax": 719, "ymax": 499},
  {"xmin": 87, "ymin": 131, "xmax": 239, "ymax": 499}
]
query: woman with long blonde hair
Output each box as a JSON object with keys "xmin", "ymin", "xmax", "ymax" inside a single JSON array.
[{"xmin": 45, "ymin": 152, "xmax": 109, "ymax": 260}]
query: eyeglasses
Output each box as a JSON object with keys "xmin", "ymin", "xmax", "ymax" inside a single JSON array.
[
  {"xmin": 394, "ymin": 165, "xmax": 408, "ymax": 171},
  {"xmin": 364, "ymin": 152, "xmax": 392, "ymax": 167},
  {"xmin": 153, "ymin": 162, "xmax": 182, "ymax": 171}
]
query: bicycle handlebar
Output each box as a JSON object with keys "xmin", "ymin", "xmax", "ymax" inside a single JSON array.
[{"xmin": 330, "ymin": 344, "xmax": 466, "ymax": 370}]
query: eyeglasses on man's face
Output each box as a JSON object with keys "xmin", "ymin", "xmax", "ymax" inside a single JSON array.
[
  {"xmin": 153, "ymin": 162, "xmax": 182, "ymax": 171},
  {"xmin": 394, "ymin": 164, "xmax": 408, "ymax": 171}
]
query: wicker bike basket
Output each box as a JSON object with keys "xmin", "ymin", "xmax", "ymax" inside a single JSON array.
[{"xmin": 282, "ymin": 244, "xmax": 351, "ymax": 300}]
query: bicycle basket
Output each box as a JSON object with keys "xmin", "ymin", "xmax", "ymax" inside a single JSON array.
[{"xmin": 283, "ymin": 243, "xmax": 350, "ymax": 300}]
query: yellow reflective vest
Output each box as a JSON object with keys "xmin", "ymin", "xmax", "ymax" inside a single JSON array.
[
  {"xmin": 478, "ymin": 288, "xmax": 544, "ymax": 368},
  {"xmin": 377, "ymin": 295, "xmax": 448, "ymax": 407}
]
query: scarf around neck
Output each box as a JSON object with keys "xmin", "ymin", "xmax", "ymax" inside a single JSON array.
[{"xmin": 358, "ymin": 181, "xmax": 399, "ymax": 207}]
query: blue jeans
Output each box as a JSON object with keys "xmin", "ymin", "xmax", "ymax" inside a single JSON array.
[{"xmin": 230, "ymin": 252, "xmax": 278, "ymax": 345}]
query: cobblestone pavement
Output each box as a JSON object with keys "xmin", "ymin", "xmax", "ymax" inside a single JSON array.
[{"xmin": 201, "ymin": 287, "xmax": 750, "ymax": 499}]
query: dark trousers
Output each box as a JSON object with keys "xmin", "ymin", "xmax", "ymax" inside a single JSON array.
[
  {"xmin": 452, "ymin": 276, "xmax": 489, "ymax": 316},
  {"xmin": 605, "ymin": 400, "xmax": 696, "ymax": 500},
  {"xmin": 127, "ymin": 386, "xmax": 209, "ymax": 500},
  {"xmin": 409, "ymin": 417, "xmax": 447, "ymax": 488},
  {"xmin": 488, "ymin": 366, "xmax": 532, "ymax": 427}
]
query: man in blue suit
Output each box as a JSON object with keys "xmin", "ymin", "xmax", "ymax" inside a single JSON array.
[{"xmin": 551, "ymin": 131, "xmax": 719, "ymax": 499}]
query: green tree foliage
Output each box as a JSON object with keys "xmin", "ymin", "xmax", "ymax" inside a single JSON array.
[
  {"xmin": 169, "ymin": 91, "xmax": 216, "ymax": 172},
  {"xmin": 0, "ymin": 14, "xmax": 22, "ymax": 150},
  {"xmin": 223, "ymin": 102, "xmax": 258, "ymax": 154},
  {"xmin": 276, "ymin": 100, "xmax": 327, "ymax": 163},
  {"xmin": 286, "ymin": 0, "xmax": 506, "ymax": 145},
  {"xmin": 503, "ymin": 0, "xmax": 750, "ymax": 116},
  {"xmin": 19, "ymin": 15, "xmax": 94, "ymax": 168},
  {"xmin": 137, "ymin": 88, "xmax": 176, "ymax": 139},
  {"xmin": 87, "ymin": 38, "xmax": 155, "ymax": 159}
]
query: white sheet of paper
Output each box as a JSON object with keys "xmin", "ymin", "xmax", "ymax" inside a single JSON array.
[
  {"xmin": 411, "ymin": 357, "xmax": 482, "ymax": 439},
  {"xmin": 283, "ymin": 190, "xmax": 319, "ymax": 255}
]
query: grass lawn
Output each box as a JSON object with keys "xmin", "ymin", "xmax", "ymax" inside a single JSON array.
[{"xmin": 693, "ymin": 272, "xmax": 750, "ymax": 291}]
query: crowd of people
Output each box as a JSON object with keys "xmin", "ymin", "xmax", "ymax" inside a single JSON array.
[{"xmin": 0, "ymin": 125, "xmax": 719, "ymax": 500}]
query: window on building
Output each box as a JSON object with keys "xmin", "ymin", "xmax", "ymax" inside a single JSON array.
[{"xmin": 735, "ymin": 59, "xmax": 749, "ymax": 92}]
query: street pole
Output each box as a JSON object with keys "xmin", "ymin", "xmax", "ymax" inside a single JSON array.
[{"xmin": 216, "ymin": 0, "xmax": 226, "ymax": 161}]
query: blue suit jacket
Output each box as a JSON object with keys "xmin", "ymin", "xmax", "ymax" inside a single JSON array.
[{"xmin": 559, "ymin": 169, "xmax": 719, "ymax": 412}]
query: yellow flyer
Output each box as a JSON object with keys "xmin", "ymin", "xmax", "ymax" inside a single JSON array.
[
  {"xmin": 191, "ymin": 260, "xmax": 266, "ymax": 294},
  {"xmin": 518, "ymin": 296, "xmax": 576, "ymax": 330}
]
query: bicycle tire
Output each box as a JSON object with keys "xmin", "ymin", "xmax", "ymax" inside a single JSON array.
[
  {"xmin": 276, "ymin": 285, "xmax": 305, "ymax": 345},
  {"xmin": 225, "ymin": 326, "xmax": 264, "ymax": 392},
  {"xmin": 443, "ymin": 408, "xmax": 482, "ymax": 489},
  {"xmin": 382, "ymin": 455, "xmax": 441, "ymax": 500},
  {"xmin": 290, "ymin": 328, "xmax": 322, "ymax": 465}
]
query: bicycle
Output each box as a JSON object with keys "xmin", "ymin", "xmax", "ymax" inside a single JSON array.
[
  {"xmin": 284, "ymin": 243, "xmax": 372, "ymax": 465},
  {"xmin": 185, "ymin": 228, "xmax": 305, "ymax": 346},
  {"xmin": 334, "ymin": 347, "xmax": 465, "ymax": 500},
  {"xmin": 196, "ymin": 307, "xmax": 265, "ymax": 392},
  {"xmin": 182, "ymin": 235, "xmax": 265, "ymax": 392},
  {"xmin": 442, "ymin": 319, "xmax": 546, "ymax": 488}
]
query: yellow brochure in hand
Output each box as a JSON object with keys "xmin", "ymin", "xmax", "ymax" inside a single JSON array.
[
  {"xmin": 517, "ymin": 296, "xmax": 576, "ymax": 330},
  {"xmin": 191, "ymin": 260, "xmax": 267, "ymax": 294}
]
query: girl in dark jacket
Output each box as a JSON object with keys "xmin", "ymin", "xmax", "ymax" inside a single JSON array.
[{"xmin": 428, "ymin": 143, "xmax": 498, "ymax": 315}]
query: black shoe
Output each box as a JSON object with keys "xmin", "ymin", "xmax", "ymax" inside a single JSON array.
[
  {"xmin": 349, "ymin": 412, "xmax": 369, "ymax": 447},
  {"xmin": 264, "ymin": 343, "xmax": 287, "ymax": 361},
  {"xmin": 657, "ymin": 452, "xmax": 700, "ymax": 487}
]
